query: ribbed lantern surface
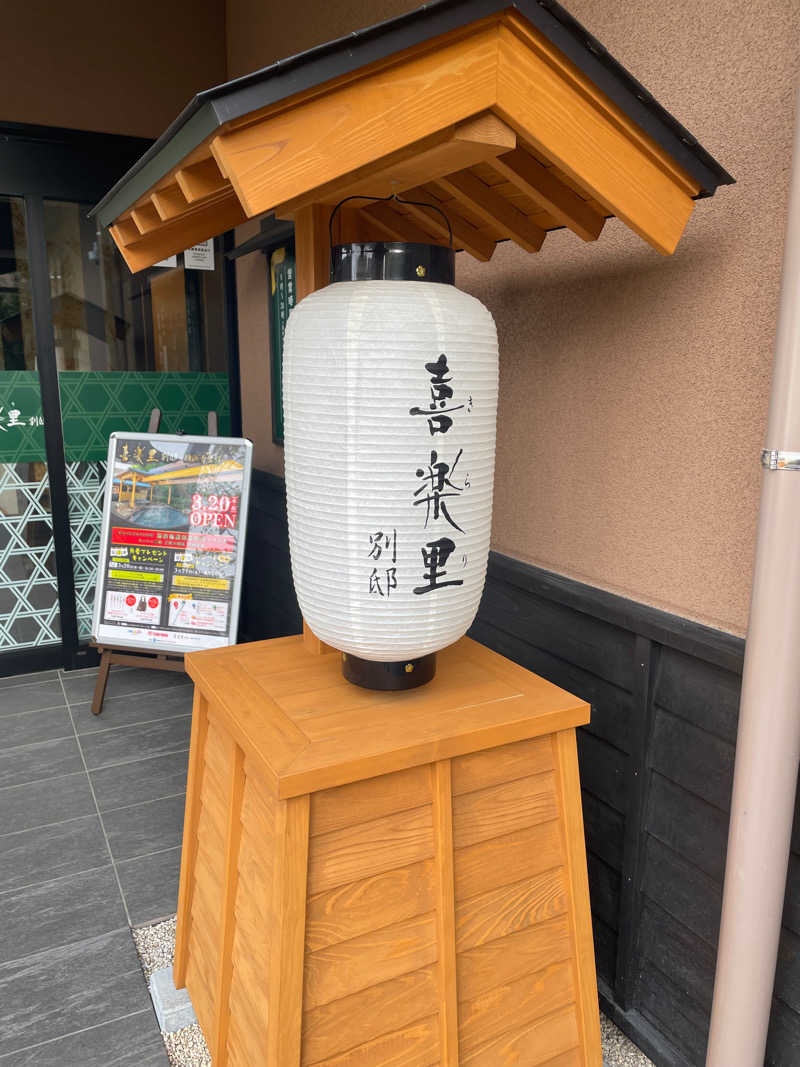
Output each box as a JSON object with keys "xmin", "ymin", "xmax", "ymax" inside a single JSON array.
[{"xmin": 283, "ymin": 276, "xmax": 498, "ymax": 662}]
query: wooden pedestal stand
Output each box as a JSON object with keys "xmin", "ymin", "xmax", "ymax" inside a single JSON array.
[{"xmin": 174, "ymin": 634, "xmax": 602, "ymax": 1066}]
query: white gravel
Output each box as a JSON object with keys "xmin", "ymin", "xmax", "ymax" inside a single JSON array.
[{"xmin": 132, "ymin": 918, "xmax": 653, "ymax": 1067}]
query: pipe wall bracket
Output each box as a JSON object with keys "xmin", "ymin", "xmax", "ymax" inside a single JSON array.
[{"xmin": 761, "ymin": 449, "xmax": 800, "ymax": 470}]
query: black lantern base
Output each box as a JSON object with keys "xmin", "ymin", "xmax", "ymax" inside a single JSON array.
[{"xmin": 342, "ymin": 651, "xmax": 436, "ymax": 691}]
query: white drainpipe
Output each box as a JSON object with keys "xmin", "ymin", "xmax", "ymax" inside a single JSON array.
[{"xmin": 706, "ymin": 88, "xmax": 800, "ymax": 1066}]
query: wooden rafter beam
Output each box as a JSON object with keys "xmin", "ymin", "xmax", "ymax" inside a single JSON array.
[
  {"xmin": 176, "ymin": 158, "xmax": 228, "ymax": 204},
  {"xmin": 110, "ymin": 188, "xmax": 246, "ymax": 274},
  {"xmin": 151, "ymin": 184, "xmax": 190, "ymax": 222},
  {"xmin": 434, "ymin": 168, "xmax": 546, "ymax": 253},
  {"xmin": 361, "ymin": 201, "xmax": 442, "ymax": 245},
  {"xmin": 130, "ymin": 203, "xmax": 161, "ymax": 235},
  {"xmin": 496, "ymin": 16, "xmax": 699, "ymax": 253},
  {"xmin": 490, "ymin": 148, "xmax": 604, "ymax": 242},
  {"xmin": 401, "ymin": 187, "xmax": 495, "ymax": 261},
  {"xmin": 112, "ymin": 218, "xmax": 140, "ymax": 245}
]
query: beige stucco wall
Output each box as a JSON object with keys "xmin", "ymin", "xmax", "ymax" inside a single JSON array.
[
  {"xmin": 229, "ymin": 0, "xmax": 799, "ymax": 635},
  {"xmin": 1, "ymin": 0, "xmax": 226, "ymax": 138}
]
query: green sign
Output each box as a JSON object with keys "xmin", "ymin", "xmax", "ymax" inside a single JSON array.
[{"xmin": 0, "ymin": 372, "xmax": 231, "ymax": 463}]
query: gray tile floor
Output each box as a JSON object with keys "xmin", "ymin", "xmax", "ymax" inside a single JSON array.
[{"xmin": 0, "ymin": 663, "xmax": 193, "ymax": 1065}]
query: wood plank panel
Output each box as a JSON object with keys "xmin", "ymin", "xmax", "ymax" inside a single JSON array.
[
  {"xmin": 458, "ymin": 960, "xmax": 575, "ymax": 1055},
  {"xmin": 462, "ymin": 1005, "xmax": 580, "ymax": 1067},
  {"xmin": 553, "ymin": 731, "xmax": 603, "ymax": 1067},
  {"xmin": 311, "ymin": 764, "xmax": 431, "ymax": 837},
  {"xmin": 185, "ymin": 954, "xmax": 216, "ymax": 1044},
  {"xmin": 454, "ymin": 819, "xmax": 563, "ymax": 900},
  {"xmin": 301, "ymin": 966, "xmax": 438, "ymax": 1064},
  {"xmin": 306, "ymin": 860, "xmax": 436, "ymax": 952},
  {"xmin": 267, "ymin": 794, "xmax": 310, "ymax": 1067},
  {"xmin": 211, "ymin": 28, "xmax": 499, "ymax": 216},
  {"xmin": 455, "ymin": 867, "xmax": 568, "ymax": 952},
  {"xmin": 304, "ymin": 1014, "xmax": 439, "ymax": 1067},
  {"xmin": 307, "ymin": 805, "xmax": 435, "ymax": 894},
  {"xmin": 496, "ymin": 24, "xmax": 696, "ymax": 253},
  {"xmin": 303, "ymin": 911, "xmax": 438, "ymax": 1010},
  {"xmin": 452, "ymin": 771, "xmax": 559, "ymax": 849},
  {"xmin": 174, "ymin": 691, "xmax": 208, "ymax": 986},
  {"xmin": 533, "ymin": 1050, "xmax": 583, "ymax": 1067},
  {"xmin": 457, "ymin": 914, "xmax": 574, "ymax": 1002},
  {"xmin": 452, "ymin": 736, "xmax": 553, "ymax": 795}
]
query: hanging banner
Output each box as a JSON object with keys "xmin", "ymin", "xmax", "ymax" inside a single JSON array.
[
  {"xmin": 269, "ymin": 242, "xmax": 296, "ymax": 445},
  {"xmin": 92, "ymin": 432, "xmax": 252, "ymax": 653}
]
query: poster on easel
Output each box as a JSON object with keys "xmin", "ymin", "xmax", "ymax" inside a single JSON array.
[{"xmin": 92, "ymin": 432, "xmax": 253, "ymax": 654}]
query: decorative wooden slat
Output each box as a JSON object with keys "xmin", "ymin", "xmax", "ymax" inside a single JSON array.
[
  {"xmin": 174, "ymin": 691, "xmax": 209, "ymax": 987},
  {"xmin": 151, "ymin": 183, "xmax": 189, "ymax": 221},
  {"xmin": 303, "ymin": 911, "xmax": 438, "ymax": 1010},
  {"xmin": 457, "ymin": 914, "xmax": 574, "ymax": 1002},
  {"xmin": 458, "ymin": 960, "xmax": 575, "ymax": 1055},
  {"xmin": 267, "ymin": 794, "xmax": 311, "ymax": 1067},
  {"xmin": 301, "ymin": 966, "xmax": 438, "ymax": 1064},
  {"xmin": 307, "ymin": 805, "xmax": 435, "ymax": 894},
  {"xmin": 431, "ymin": 761, "xmax": 459, "ymax": 1067},
  {"xmin": 455, "ymin": 867, "xmax": 568, "ymax": 952},
  {"xmin": 306, "ymin": 860, "xmax": 436, "ymax": 952},
  {"xmin": 176, "ymin": 157, "xmax": 228, "ymax": 203},
  {"xmin": 212, "ymin": 742, "xmax": 246, "ymax": 1066},
  {"xmin": 490, "ymin": 149, "xmax": 605, "ymax": 242},
  {"xmin": 435, "ymin": 168, "xmax": 546, "ymax": 252},
  {"xmin": 452, "ymin": 735, "xmax": 553, "ymax": 796},
  {"xmin": 553, "ymin": 730, "xmax": 604, "ymax": 1067}
]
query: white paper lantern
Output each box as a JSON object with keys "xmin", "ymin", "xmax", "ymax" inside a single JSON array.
[{"xmin": 283, "ymin": 242, "xmax": 498, "ymax": 688}]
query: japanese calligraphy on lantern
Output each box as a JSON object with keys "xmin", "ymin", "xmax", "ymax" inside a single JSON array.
[
  {"xmin": 410, "ymin": 354, "xmax": 469, "ymax": 596},
  {"xmin": 92, "ymin": 432, "xmax": 252, "ymax": 654}
]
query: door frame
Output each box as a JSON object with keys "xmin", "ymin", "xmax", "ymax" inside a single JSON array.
[{"xmin": 0, "ymin": 123, "xmax": 242, "ymax": 677}]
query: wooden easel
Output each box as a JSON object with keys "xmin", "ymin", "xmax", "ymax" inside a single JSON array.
[{"xmin": 89, "ymin": 408, "xmax": 220, "ymax": 716}]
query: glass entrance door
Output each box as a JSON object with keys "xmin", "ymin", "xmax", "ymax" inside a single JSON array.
[
  {"xmin": 43, "ymin": 201, "xmax": 235, "ymax": 652},
  {"xmin": 0, "ymin": 195, "xmax": 61, "ymax": 653},
  {"xmin": 0, "ymin": 174, "xmax": 239, "ymax": 676}
]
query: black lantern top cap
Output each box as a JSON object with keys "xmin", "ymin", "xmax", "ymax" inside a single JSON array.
[{"xmin": 331, "ymin": 242, "xmax": 456, "ymax": 284}]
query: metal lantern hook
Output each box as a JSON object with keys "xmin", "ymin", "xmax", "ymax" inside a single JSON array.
[{"xmin": 328, "ymin": 192, "xmax": 454, "ymax": 252}]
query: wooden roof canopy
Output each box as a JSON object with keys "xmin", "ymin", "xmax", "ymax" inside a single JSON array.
[{"xmin": 92, "ymin": 0, "xmax": 732, "ymax": 276}]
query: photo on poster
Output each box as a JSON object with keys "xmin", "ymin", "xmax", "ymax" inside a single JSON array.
[{"xmin": 92, "ymin": 433, "xmax": 252, "ymax": 654}]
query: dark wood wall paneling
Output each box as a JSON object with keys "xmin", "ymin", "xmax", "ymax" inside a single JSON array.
[{"xmin": 241, "ymin": 473, "xmax": 800, "ymax": 1067}]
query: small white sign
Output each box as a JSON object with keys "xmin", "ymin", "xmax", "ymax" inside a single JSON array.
[
  {"xmin": 184, "ymin": 240, "xmax": 215, "ymax": 271},
  {"xmin": 154, "ymin": 255, "xmax": 178, "ymax": 268}
]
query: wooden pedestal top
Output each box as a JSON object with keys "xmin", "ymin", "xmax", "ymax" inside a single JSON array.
[{"xmin": 185, "ymin": 635, "xmax": 589, "ymax": 799}]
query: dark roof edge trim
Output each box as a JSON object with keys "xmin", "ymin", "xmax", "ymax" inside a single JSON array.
[{"xmin": 91, "ymin": 0, "xmax": 733, "ymax": 228}]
